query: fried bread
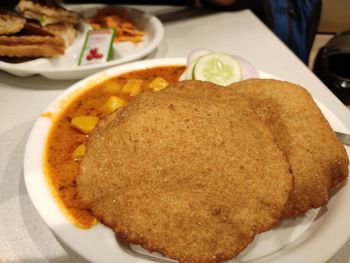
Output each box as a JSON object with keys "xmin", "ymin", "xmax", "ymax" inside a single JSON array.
[
  {"xmin": 77, "ymin": 80, "xmax": 293, "ymax": 263},
  {"xmin": 228, "ymin": 79, "xmax": 349, "ymax": 217}
]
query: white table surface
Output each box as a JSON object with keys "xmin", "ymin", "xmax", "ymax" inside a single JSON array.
[{"xmin": 0, "ymin": 5, "xmax": 349, "ymax": 263}]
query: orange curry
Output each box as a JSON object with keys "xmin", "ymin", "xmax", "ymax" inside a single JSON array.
[{"xmin": 44, "ymin": 65, "xmax": 185, "ymax": 228}]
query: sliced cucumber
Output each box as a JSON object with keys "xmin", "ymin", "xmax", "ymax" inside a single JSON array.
[
  {"xmin": 186, "ymin": 57, "xmax": 201, "ymax": 79},
  {"xmin": 180, "ymin": 49, "xmax": 211, "ymax": 81},
  {"xmin": 192, "ymin": 52, "xmax": 242, "ymax": 85},
  {"xmin": 187, "ymin": 49, "xmax": 211, "ymax": 65}
]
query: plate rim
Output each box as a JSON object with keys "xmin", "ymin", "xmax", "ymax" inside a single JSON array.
[{"xmin": 23, "ymin": 58, "xmax": 350, "ymax": 263}]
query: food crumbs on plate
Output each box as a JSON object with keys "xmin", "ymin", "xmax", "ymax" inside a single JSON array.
[
  {"xmin": 78, "ymin": 29, "xmax": 115, "ymax": 66},
  {"xmin": 40, "ymin": 112, "xmax": 53, "ymax": 118}
]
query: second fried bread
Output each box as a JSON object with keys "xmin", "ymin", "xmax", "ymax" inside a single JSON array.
[{"xmin": 229, "ymin": 79, "xmax": 349, "ymax": 217}]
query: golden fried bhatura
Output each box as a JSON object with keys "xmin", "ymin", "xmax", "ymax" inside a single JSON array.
[
  {"xmin": 77, "ymin": 80, "xmax": 293, "ymax": 263},
  {"xmin": 229, "ymin": 79, "xmax": 349, "ymax": 217}
]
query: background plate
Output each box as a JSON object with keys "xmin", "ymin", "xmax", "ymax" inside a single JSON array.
[{"xmin": 0, "ymin": 5, "xmax": 164, "ymax": 80}]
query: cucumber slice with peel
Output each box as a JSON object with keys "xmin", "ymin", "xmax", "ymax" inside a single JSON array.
[
  {"xmin": 186, "ymin": 57, "xmax": 200, "ymax": 79},
  {"xmin": 192, "ymin": 53, "xmax": 242, "ymax": 85}
]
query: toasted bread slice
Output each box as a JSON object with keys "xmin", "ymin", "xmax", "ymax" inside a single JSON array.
[
  {"xmin": 17, "ymin": 0, "xmax": 80, "ymax": 26},
  {"xmin": 0, "ymin": 10, "xmax": 26, "ymax": 35},
  {"xmin": 0, "ymin": 22, "xmax": 65, "ymax": 57},
  {"xmin": 42, "ymin": 23, "xmax": 77, "ymax": 46}
]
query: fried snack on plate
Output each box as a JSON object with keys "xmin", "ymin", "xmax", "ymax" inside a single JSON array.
[
  {"xmin": 15, "ymin": 0, "xmax": 79, "ymax": 47},
  {"xmin": 17, "ymin": 0, "xmax": 80, "ymax": 26},
  {"xmin": 42, "ymin": 23, "xmax": 77, "ymax": 46},
  {"xmin": 0, "ymin": 10, "xmax": 26, "ymax": 35},
  {"xmin": 77, "ymin": 80, "xmax": 293, "ymax": 263},
  {"xmin": 228, "ymin": 79, "xmax": 349, "ymax": 217},
  {"xmin": 0, "ymin": 22, "xmax": 64, "ymax": 57}
]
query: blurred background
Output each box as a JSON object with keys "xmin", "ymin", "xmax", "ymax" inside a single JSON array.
[
  {"xmin": 3, "ymin": 0, "xmax": 349, "ymax": 68},
  {"xmin": 2, "ymin": 0, "xmax": 350, "ymax": 104}
]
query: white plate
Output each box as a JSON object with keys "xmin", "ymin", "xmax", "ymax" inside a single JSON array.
[
  {"xmin": 24, "ymin": 58, "xmax": 350, "ymax": 263},
  {"xmin": 0, "ymin": 5, "xmax": 164, "ymax": 80}
]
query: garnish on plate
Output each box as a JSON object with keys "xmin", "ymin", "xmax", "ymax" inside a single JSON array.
[
  {"xmin": 85, "ymin": 7, "xmax": 144, "ymax": 44},
  {"xmin": 181, "ymin": 49, "xmax": 259, "ymax": 85}
]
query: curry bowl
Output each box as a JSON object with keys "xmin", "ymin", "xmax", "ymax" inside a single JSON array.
[
  {"xmin": 23, "ymin": 58, "xmax": 350, "ymax": 263},
  {"xmin": 23, "ymin": 57, "xmax": 187, "ymax": 262}
]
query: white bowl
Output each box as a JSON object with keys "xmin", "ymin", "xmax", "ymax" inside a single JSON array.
[{"xmin": 24, "ymin": 58, "xmax": 350, "ymax": 263}]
